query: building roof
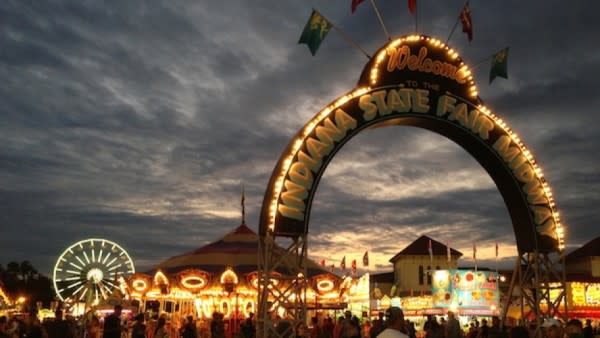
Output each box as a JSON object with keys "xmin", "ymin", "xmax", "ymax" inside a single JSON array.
[
  {"xmin": 565, "ymin": 236, "xmax": 600, "ymax": 262},
  {"xmin": 149, "ymin": 223, "xmax": 333, "ymax": 277},
  {"xmin": 371, "ymin": 271, "xmax": 394, "ymax": 283},
  {"xmin": 389, "ymin": 235, "xmax": 463, "ymax": 263}
]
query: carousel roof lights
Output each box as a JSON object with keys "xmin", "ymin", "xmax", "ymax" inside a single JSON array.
[
  {"xmin": 220, "ymin": 268, "xmax": 239, "ymax": 285},
  {"xmin": 154, "ymin": 271, "xmax": 169, "ymax": 285},
  {"xmin": 132, "ymin": 280, "xmax": 147, "ymax": 291}
]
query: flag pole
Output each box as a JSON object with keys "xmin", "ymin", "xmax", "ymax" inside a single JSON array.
[
  {"xmin": 241, "ymin": 184, "xmax": 246, "ymax": 225},
  {"xmin": 445, "ymin": 0, "xmax": 470, "ymax": 44},
  {"xmin": 474, "ymin": 243, "xmax": 478, "ymax": 273},
  {"xmin": 464, "ymin": 48, "xmax": 506, "ymax": 80},
  {"xmin": 311, "ymin": 8, "xmax": 371, "ymax": 59},
  {"xmin": 415, "ymin": 2, "xmax": 418, "ymax": 33},
  {"xmin": 331, "ymin": 24, "xmax": 371, "ymax": 59},
  {"xmin": 470, "ymin": 54, "xmax": 494, "ymax": 71},
  {"xmin": 368, "ymin": 0, "xmax": 391, "ymax": 41},
  {"xmin": 495, "ymin": 242, "xmax": 499, "ymax": 284}
]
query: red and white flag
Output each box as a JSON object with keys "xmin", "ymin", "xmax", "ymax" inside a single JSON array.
[
  {"xmin": 351, "ymin": 259, "xmax": 357, "ymax": 275},
  {"xmin": 363, "ymin": 251, "xmax": 369, "ymax": 267},
  {"xmin": 340, "ymin": 256, "xmax": 346, "ymax": 271},
  {"xmin": 319, "ymin": 259, "xmax": 325, "ymax": 267},
  {"xmin": 408, "ymin": 0, "xmax": 417, "ymax": 14},
  {"xmin": 460, "ymin": 3, "xmax": 473, "ymax": 42}
]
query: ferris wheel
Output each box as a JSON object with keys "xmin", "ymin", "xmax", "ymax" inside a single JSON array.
[{"xmin": 53, "ymin": 238, "xmax": 135, "ymax": 303}]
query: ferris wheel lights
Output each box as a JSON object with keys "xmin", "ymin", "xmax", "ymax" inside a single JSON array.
[
  {"xmin": 53, "ymin": 238, "xmax": 135, "ymax": 302},
  {"xmin": 69, "ymin": 262, "xmax": 82, "ymax": 270}
]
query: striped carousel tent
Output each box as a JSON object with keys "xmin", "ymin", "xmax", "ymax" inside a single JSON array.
[
  {"xmin": 126, "ymin": 221, "xmax": 347, "ymax": 322},
  {"xmin": 149, "ymin": 222, "xmax": 333, "ymax": 277}
]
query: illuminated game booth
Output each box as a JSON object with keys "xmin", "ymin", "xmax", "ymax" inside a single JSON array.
[
  {"xmin": 126, "ymin": 224, "xmax": 362, "ymax": 337},
  {"xmin": 431, "ymin": 270, "xmax": 500, "ymax": 316},
  {"xmin": 567, "ymin": 282, "xmax": 600, "ymax": 319},
  {"xmin": 373, "ymin": 269, "xmax": 500, "ymax": 330}
]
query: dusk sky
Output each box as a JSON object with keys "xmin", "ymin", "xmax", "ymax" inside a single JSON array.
[{"xmin": 1, "ymin": 1, "xmax": 598, "ymax": 277}]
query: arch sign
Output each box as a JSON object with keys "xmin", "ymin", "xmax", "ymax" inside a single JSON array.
[{"xmin": 259, "ymin": 35, "xmax": 564, "ymax": 254}]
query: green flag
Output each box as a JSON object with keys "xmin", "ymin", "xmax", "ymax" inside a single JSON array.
[
  {"xmin": 489, "ymin": 47, "xmax": 509, "ymax": 84},
  {"xmin": 298, "ymin": 10, "xmax": 332, "ymax": 56}
]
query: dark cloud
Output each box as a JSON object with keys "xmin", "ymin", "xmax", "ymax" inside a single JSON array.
[{"xmin": 1, "ymin": 0, "xmax": 599, "ymax": 279}]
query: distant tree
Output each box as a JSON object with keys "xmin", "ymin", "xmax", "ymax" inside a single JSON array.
[
  {"xmin": 6, "ymin": 262, "xmax": 20, "ymax": 279},
  {"xmin": 0, "ymin": 261, "xmax": 55, "ymax": 308},
  {"xmin": 19, "ymin": 261, "xmax": 37, "ymax": 282}
]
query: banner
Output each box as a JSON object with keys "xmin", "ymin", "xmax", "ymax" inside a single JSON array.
[{"xmin": 432, "ymin": 269, "xmax": 499, "ymax": 309}]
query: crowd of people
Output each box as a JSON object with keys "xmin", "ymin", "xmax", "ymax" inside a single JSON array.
[
  {"xmin": 0, "ymin": 305, "xmax": 206, "ymax": 338},
  {"xmin": 1, "ymin": 306, "xmax": 599, "ymax": 338},
  {"xmin": 289, "ymin": 308, "xmax": 600, "ymax": 338}
]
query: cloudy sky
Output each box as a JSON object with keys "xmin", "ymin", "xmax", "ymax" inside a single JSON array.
[{"xmin": 1, "ymin": 1, "xmax": 598, "ymax": 278}]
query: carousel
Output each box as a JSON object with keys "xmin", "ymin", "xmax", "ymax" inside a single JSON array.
[{"xmin": 125, "ymin": 216, "xmax": 356, "ymax": 335}]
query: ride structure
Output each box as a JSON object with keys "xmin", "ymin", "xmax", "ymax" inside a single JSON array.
[
  {"xmin": 257, "ymin": 34, "xmax": 567, "ymax": 338},
  {"xmin": 53, "ymin": 238, "xmax": 135, "ymax": 306}
]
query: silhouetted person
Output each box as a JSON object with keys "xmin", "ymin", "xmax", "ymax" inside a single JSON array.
[
  {"xmin": 488, "ymin": 317, "xmax": 506, "ymax": 338},
  {"xmin": 371, "ymin": 312, "xmax": 386, "ymax": 338},
  {"xmin": 131, "ymin": 313, "xmax": 147, "ymax": 338},
  {"xmin": 102, "ymin": 305, "xmax": 123, "ymax": 338},
  {"xmin": 509, "ymin": 326, "xmax": 529, "ymax": 338},
  {"xmin": 446, "ymin": 312, "xmax": 463, "ymax": 338},
  {"xmin": 155, "ymin": 317, "xmax": 168, "ymax": 338},
  {"xmin": 211, "ymin": 312, "xmax": 225, "ymax": 338},
  {"xmin": 566, "ymin": 319, "xmax": 584, "ymax": 338},
  {"xmin": 25, "ymin": 310, "xmax": 44, "ymax": 338},
  {"xmin": 583, "ymin": 320, "xmax": 593, "ymax": 338},
  {"xmin": 376, "ymin": 307, "xmax": 408, "ymax": 338},
  {"xmin": 180, "ymin": 315, "xmax": 198, "ymax": 338},
  {"xmin": 241, "ymin": 313, "xmax": 256, "ymax": 338},
  {"xmin": 477, "ymin": 319, "xmax": 489, "ymax": 338},
  {"xmin": 44, "ymin": 309, "xmax": 74, "ymax": 338}
]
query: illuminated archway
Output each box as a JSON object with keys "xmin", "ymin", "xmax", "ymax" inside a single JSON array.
[{"xmin": 258, "ymin": 35, "xmax": 566, "ymax": 336}]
